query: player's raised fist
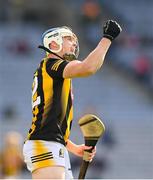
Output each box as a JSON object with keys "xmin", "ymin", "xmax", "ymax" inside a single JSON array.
[{"xmin": 103, "ymin": 20, "xmax": 122, "ymax": 41}]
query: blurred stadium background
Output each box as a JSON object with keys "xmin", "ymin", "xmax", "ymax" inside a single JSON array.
[{"xmin": 0, "ymin": 0, "xmax": 153, "ymax": 179}]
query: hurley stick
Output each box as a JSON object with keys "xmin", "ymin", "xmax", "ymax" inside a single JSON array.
[{"xmin": 78, "ymin": 114, "xmax": 105, "ymax": 179}]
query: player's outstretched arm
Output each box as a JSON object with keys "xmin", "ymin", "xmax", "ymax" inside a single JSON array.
[{"xmin": 63, "ymin": 20, "xmax": 122, "ymax": 79}]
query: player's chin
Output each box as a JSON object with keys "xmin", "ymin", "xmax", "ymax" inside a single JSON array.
[{"xmin": 63, "ymin": 53, "xmax": 76, "ymax": 61}]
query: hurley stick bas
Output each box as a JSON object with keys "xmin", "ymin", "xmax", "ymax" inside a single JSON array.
[{"xmin": 78, "ymin": 114, "xmax": 105, "ymax": 179}]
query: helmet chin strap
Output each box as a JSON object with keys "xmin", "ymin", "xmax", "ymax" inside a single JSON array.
[
  {"xmin": 38, "ymin": 45, "xmax": 76, "ymax": 61},
  {"xmin": 38, "ymin": 45, "xmax": 64, "ymax": 60}
]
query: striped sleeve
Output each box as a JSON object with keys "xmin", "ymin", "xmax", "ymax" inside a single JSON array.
[{"xmin": 46, "ymin": 59, "xmax": 69, "ymax": 78}]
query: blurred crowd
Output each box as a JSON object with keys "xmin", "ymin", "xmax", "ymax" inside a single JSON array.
[
  {"xmin": 0, "ymin": 0, "xmax": 153, "ymax": 179},
  {"xmin": 0, "ymin": 131, "xmax": 25, "ymax": 179},
  {"xmin": 77, "ymin": 0, "xmax": 153, "ymax": 95},
  {"xmin": 1, "ymin": 0, "xmax": 153, "ymax": 95}
]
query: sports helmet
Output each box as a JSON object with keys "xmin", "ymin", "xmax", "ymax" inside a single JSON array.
[{"xmin": 42, "ymin": 26, "xmax": 79, "ymax": 59}]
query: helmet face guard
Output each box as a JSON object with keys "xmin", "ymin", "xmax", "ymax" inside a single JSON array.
[{"xmin": 42, "ymin": 26, "xmax": 79, "ymax": 59}]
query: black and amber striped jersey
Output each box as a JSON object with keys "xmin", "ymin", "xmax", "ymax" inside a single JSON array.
[{"xmin": 27, "ymin": 58, "xmax": 73, "ymax": 146}]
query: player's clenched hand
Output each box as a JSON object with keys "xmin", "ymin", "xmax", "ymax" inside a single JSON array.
[
  {"xmin": 73, "ymin": 144, "xmax": 96, "ymax": 162},
  {"xmin": 103, "ymin": 20, "xmax": 122, "ymax": 41}
]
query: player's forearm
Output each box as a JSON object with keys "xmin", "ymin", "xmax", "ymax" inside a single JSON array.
[
  {"xmin": 66, "ymin": 139, "xmax": 78, "ymax": 154},
  {"xmin": 82, "ymin": 38, "xmax": 111, "ymax": 74}
]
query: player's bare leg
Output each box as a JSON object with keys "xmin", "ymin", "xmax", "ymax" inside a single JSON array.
[{"xmin": 32, "ymin": 166, "xmax": 65, "ymax": 179}]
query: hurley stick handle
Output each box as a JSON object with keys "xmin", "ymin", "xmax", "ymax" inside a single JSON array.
[
  {"xmin": 78, "ymin": 147, "xmax": 94, "ymax": 179},
  {"xmin": 78, "ymin": 160, "xmax": 90, "ymax": 179}
]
